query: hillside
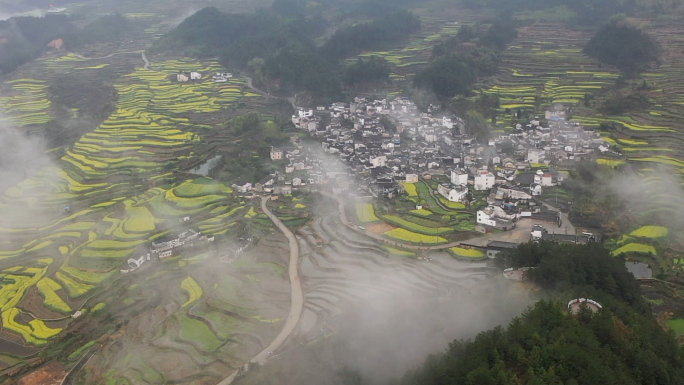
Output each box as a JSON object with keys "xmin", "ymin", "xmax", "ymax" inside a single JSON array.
[
  {"xmin": 152, "ymin": 3, "xmax": 420, "ymax": 100},
  {"xmin": 401, "ymin": 242, "xmax": 684, "ymax": 385}
]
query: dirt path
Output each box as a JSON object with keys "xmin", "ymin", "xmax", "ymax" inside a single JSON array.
[
  {"xmin": 243, "ymin": 76, "xmax": 296, "ymax": 110},
  {"xmin": 216, "ymin": 196, "xmax": 304, "ymax": 384},
  {"xmin": 141, "ymin": 51, "xmax": 150, "ymax": 70}
]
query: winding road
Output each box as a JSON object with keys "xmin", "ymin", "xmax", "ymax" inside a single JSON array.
[
  {"xmin": 243, "ymin": 76, "xmax": 297, "ymax": 110},
  {"xmin": 217, "ymin": 196, "xmax": 304, "ymax": 384}
]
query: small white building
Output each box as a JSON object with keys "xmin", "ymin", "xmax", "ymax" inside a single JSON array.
[
  {"xmin": 442, "ymin": 116, "xmax": 454, "ymax": 129},
  {"xmin": 270, "ymin": 147, "xmax": 284, "ymax": 160},
  {"xmin": 474, "ymin": 170, "xmax": 495, "ymax": 191},
  {"xmin": 437, "ymin": 183, "xmax": 468, "ymax": 202},
  {"xmin": 405, "ymin": 174, "xmax": 419, "ymax": 183},
  {"xmin": 370, "ymin": 155, "xmax": 387, "ymax": 168},
  {"xmin": 477, "ymin": 208, "xmax": 497, "ymax": 227},
  {"xmin": 528, "ymin": 148, "xmax": 544, "ymax": 164},
  {"xmin": 450, "ymin": 169, "xmax": 469, "ymax": 186},
  {"xmin": 534, "ymin": 172, "xmax": 556, "ymax": 187},
  {"xmin": 212, "ymin": 72, "xmax": 233, "ymax": 82},
  {"xmin": 177, "ymin": 73, "xmax": 189, "ymax": 82},
  {"xmin": 190, "ymin": 72, "xmax": 202, "ymax": 80},
  {"xmin": 530, "ymin": 183, "xmax": 543, "ymax": 196}
]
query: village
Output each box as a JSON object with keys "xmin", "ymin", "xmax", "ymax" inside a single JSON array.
[
  {"xmin": 252, "ymin": 96, "xmax": 611, "ymax": 236},
  {"xmin": 115, "ymin": 94, "xmax": 610, "ymax": 274}
]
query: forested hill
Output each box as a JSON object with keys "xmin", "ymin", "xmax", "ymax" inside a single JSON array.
[
  {"xmin": 0, "ymin": 13, "xmax": 128, "ymax": 75},
  {"xmin": 400, "ymin": 242, "xmax": 684, "ymax": 385},
  {"xmin": 584, "ymin": 18, "xmax": 659, "ymax": 75},
  {"xmin": 151, "ymin": 2, "xmax": 420, "ymax": 101}
]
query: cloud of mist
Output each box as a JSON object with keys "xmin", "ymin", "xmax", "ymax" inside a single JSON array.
[
  {"xmin": 0, "ymin": 118, "xmax": 53, "ymax": 194},
  {"xmin": 233, "ymin": 173, "xmax": 537, "ymax": 385},
  {"xmin": 609, "ymin": 164, "xmax": 684, "ymax": 234},
  {"xmin": 330, "ymin": 281, "xmax": 535, "ymax": 384},
  {"xmin": 239, "ymin": 276, "xmax": 535, "ymax": 385}
]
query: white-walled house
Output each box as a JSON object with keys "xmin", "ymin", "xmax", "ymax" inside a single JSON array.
[
  {"xmin": 474, "ymin": 170, "xmax": 495, "ymax": 191},
  {"xmin": 534, "ymin": 172, "xmax": 556, "ymax": 187},
  {"xmin": 270, "ymin": 147, "xmax": 284, "ymax": 160},
  {"xmin": 190, "ymin": 72, "xmax": 202, "ymax": 80},
  {"xmin": 405, "ymin": 174, "xmax": 419, "ymax": 183},
  {"xmin": 450, "ymin": 169, "xmax": 468, "ymax": 186},
  {"xmin": 370, "ymin": 154, "xmax": 387, "ymax": 168},
  {"xmin": 442, "ymin": 116, "xmax": 454, "ymax": 129},
  {"xmin": 528, "ymin": 148, "xmax": 544, "ymax": 164},
  {"xmin": 437, "ymin": 183, "xmax": 468, "ymax": 202},
  {"xmin": 477, "ymin": 208, "xmax": 497, "ymax": 226}
]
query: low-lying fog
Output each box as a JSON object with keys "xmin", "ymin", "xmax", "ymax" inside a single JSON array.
[{"xmin": 237, "ymin": 277, "xmax": 534, "ymax": 385}]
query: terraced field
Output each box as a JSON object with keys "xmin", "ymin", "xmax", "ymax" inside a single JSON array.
[
  {"xmin": 478, "ymin": 19, "xmax": 684, "ymax": 256},
  {"xmin": 476, "ymin": 24, "xmax": 619, "ymax": 126},
  {"xmin": 76, "ymin": 234, "xmax": 291, "ymax": 384},
  {"xmin": 347, "ymin": 6, "xmax": 488, "ymax": 94},
  {"xmin": 0, "ymin": 53, "xmax": 258, "ymax": 355},
  {"xmin": 0, "ymin": 79, "xmax": 52, "ymax": 126},
  {"xmin": 296, "ymin": 211, "xmax": 489, "ymax": 339}
]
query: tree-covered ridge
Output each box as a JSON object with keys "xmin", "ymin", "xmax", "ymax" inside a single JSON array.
[
  {"xmin": 501, "ymin": 242, "xmax": 646, "ymax": 312},
  {"xmin": 403, "ymin": 242, "xmax": 684, "ymax": 385},
  {"xmin": 461, "ymin": 0, "xmax": 641, "ymax": 26},
  {"xmin": 342, "ymin": 56, "xmax": 391, "ymax": 86},
  {"xmin": 584, "ymin": 18, "xmax": 659, "ymax": 75},
  {"xmin": 320, "ymin": 10, "xmax": 420, "ymax": 61},
  {"xmin": 401, "ymin": 300, "xmax": 684, "ymax": 385},
  {"xmin": 413, "ymin": 16, "xmax": 517, "ymax": 100},
  {"xmin": 153, "ymin": 4, "xmax": 420, "ymax": 100},
  {"xmin": 0, "ymin": 13, "xmax": 130, "ymax": 75}
]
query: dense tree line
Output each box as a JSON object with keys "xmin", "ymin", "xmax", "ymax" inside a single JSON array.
[
  {"xmin": 401, "ymin": 299, "xmax": 684, "ymax": 385},
  {"xmin": 342, "ymin": 56, "xmax": 390, "ymax": 86},
  {"xmin": 499, "ymin": 241, "xmax": 647, "ymax": 312},
  {"xmin": 153, "ymin": 4, "xmax": 419, "ymax": 101},
  {"xmin": 402, "ymin": 242, "xmax": 684, "ymax": 385},
  {"xmin": 212, "ymin": 111, "xmax": 290, "ymax": 184},
  {"xmin": 413, "ymin": 16, "xmax": 517, "ymax": 101},
  {"xmin": 462, "ymin": 0, "xmax": 637, "ymax": 26},
  {"xmin": 320, "ymin": 10, "xmax": 420, "ymax": 61},
  {"xmin": 0, "ymin": 13, "xmax": 129, "ymax": 75},
  {"xmin": 584, "ymin": 19, "xmax": 659, "ymax": 75}
]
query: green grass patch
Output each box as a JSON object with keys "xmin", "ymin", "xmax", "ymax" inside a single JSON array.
[
  {"xmin": 667, "ymin": 319, "xmax": 684, "ymax": 337},
  {"xmin": 401, "ymin": 182, "xmax": 418, "ymax": 196},
  {"xmin": 36, "ymin": 278, "xmax": 71, "ymax": 313},
  {"xmin": 382, "ymin": 215, "xmax": 452, "ymax": 235},
  {"xmin": 448, "ymin": 247, "xmax": 485, "ymax": 259},
  {"xmin": 55, "ymin": 272, "xmax": 94, "ymax": 297},
  {"xmin": 179, "ymin": 315, "xmax": 223, "ymax": 352},
  {"xmin": 383, "ymin": 228, "xmax": 447, "ymax": 244},
  {"xmin": 68, "ymin": 340, "xmax": 95, "ymax": 361},
  {"xmin": 356, "ymin": 203, "xmax": 380, "ymax": 223},
  {"xmin": 630, "ymin": 225, "xmax": 668, "ymax": 239},
  {"xmin": 612, "ymin": 243, "xmax": 657, "ymax": 256},
  {"xmin": 382, "ymin": 246, "xmax": 416, "ymax": 257},
  {"xmin": 124, "ymin": 205, "xmax": 156, "ymax": 233},
  {"xmin": 181, "ymin": 276, "xmax": 202, "ymax": 308},
  {"xmin": 410, "ymin": 209, "xmax": 433, "ymax": 217}
]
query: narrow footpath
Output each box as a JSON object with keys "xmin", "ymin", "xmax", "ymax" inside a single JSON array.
[{"xmin": 217, "ymin": 196, "xmax": 303, "ymax": 384}]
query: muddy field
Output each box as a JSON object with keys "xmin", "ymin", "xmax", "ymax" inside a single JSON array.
[
  {"xmin": 73, "ymin": 233, "xmax": 291, "ymax": 384},
  {"xmin": 17, "ymin": 362, "xmax": 66, "ymax": 385}
]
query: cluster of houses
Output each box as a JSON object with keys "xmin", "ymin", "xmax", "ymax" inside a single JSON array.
[
  {"xmin": 230, "ymin": 96, "xmax": 610, "ymax": 233},
  {"xmin": 176, "ymin": 72, "xmax": 203, "ymax": 82},
  {"xmin": 175, "ymin": 71, "xmax": 233, "ymax": 83},
  {"xmin": 120, "ymin": 228, "xmax": 214, "ymax": 274}
]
